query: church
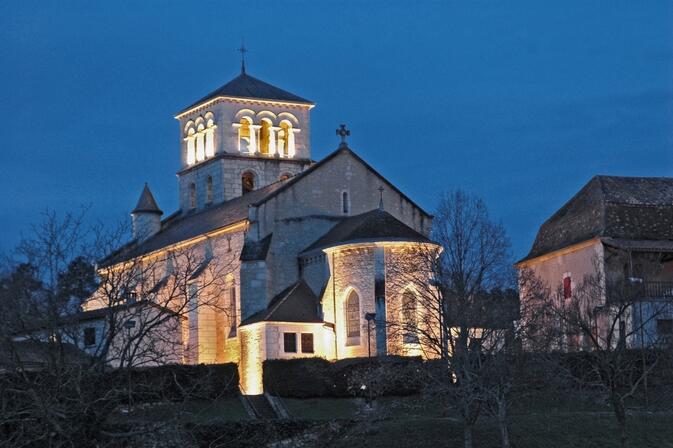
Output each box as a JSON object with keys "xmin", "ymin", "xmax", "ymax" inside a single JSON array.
[{"xmin": 83, "ymin": 65, "xmax": 437, "ymax": 394}]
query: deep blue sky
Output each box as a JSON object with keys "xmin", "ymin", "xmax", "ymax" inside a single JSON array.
[{"xmin": 1, "ymin": 1, "xmax": 672, "ymax": 259}]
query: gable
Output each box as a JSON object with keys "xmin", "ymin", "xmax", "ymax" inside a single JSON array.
[{"xmin": 252, "ymin": 147, "xmax": 433, "ymax": 238}]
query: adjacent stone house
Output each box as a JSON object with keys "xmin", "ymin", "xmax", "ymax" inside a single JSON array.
[{"xmin": 516, "ymin": 175, "xmax": 673, "ymax": 349}]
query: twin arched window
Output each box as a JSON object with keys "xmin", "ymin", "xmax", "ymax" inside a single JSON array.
[
  {"xmin": 235, "ymin": 115, "xmax": 296, "ymax": 157},
  {"xmin": 345, "ymin": 290, "xmax": 361, "ymax": 340},
  {"xmin": 184, "ymin": 113, "xmax": 216, "ymax": 166}
]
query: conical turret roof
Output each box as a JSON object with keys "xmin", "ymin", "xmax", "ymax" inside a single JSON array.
[{"xmin": 132, "ymin": 183, "xmax": 162, "ymax": 215}]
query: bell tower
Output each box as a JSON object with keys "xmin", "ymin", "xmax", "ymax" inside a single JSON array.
[{"xmin": 174, "ymin": 68, "xmax": 314, "ymax": 211}]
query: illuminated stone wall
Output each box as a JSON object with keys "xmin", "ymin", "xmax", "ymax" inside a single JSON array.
[
  {"xmin": 320, "ymin": 246, "xmax": 377, "ymax": 359},
  {"xmin": 239, "ymin": 324, "xmax": 266, "ymax": 395},
  {"xmin": 264, "ymin": 323, "xmax": 329, "ymax": 360},
  {"xmin": 177, "ymin": 101, "xmax": 312, "ymax": 167}
]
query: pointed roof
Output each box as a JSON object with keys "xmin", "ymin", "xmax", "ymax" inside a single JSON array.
[
  {"xmin": 179, "ymin": 72, "xmax": 313, "ymax": 115},
  {"xmin": 519, "ymin": 175, "xmax": 673, "ymax": 263},
  {"xmin": 301, "ymin": 208, "xmax": 432, "ymax": 254},
  {"xmin": 132, "ymin": 184, "xmax": 162, "ymax": 215},
  {"xmin": 240, "ymin": 281, "xmax": 322, "ymax": 326}
]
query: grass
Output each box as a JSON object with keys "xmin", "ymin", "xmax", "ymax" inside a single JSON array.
[
  {"xmin": 107, "ymin": 393, "xmax": 673, "ymax": 447},
  {"xmin": 111, "ymin": 397, "xmax": 249, "ymax": 424},
  {"xmin": 282, "ymin": 395, "xmax": 673, "ymax": 447},
  {"xmin": 325, "ymin": 413, "xmax": 673, "ymax": 448}
]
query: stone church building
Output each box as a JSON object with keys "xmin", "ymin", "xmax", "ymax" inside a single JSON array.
[{"xmin": 83, "ymin": 67, "xmax": 436, "ymax": 393}]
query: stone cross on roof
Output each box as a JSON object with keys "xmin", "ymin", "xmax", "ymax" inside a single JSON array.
[{"xmin": 336, "ymin": 124, "xmax": 350, "ymax": 148}]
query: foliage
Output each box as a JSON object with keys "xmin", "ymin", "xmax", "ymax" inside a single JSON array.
[{"xmin": 263, "ymin": 356, "xmax": 425, "ymax": 398}]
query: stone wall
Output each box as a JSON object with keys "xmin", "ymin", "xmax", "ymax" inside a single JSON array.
[
  {"xmin": 320, "ymin": 246, "xmax": 377, "ymax": 359},
  {"xmin": 254, "ymin": 150, "xmax": 432, "ymax": 239}
]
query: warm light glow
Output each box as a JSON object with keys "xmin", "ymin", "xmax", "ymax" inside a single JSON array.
[
  {"xmin": 239, "ymin": 325, "xmax": 264, "ymax": 395},
  {"xmin": 184, "ymin": 113, "xmax": 217, "ymax": 166}
]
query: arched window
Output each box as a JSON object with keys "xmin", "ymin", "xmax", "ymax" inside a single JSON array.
[
  {"xmin": 280, "ymin": 172, "xmax": 292, "ymax": 181},
  {"xmin": 241, "ymin": 171, "xmax": 255, "ymax": 195},
  {"xmin": 277, "ymin": 120, "xmax": 295, "ymax": 157},
  {"xmin": 195, "ymin": 123, "xmax": 205, "ymax": 162},
  {"xmin": 185, "ymin": 125, "xmax": 196, "ymax": 166},
  {"xmin": 259, "ymin": 119, "xmax": 273, "ymax": 155},
  {"xmin": 204, "ymin": 114, "xmax": 216, "ymax": 158},
  {"xmin": 238, "ymin": 117, "xmax": 255, "ymax": 153},
  {"xmin": 345, "ymin": 290, "xmax": 360, "ymax": 342},
  {"xmin": 189, "ymin": 183, "xmax": 196, "ymax": 209},
  {"xmin": 206, "ymin": 176, "xmax": 213, "ymax": 204},
  {"xmin": 342, "ymin": 191, "xmax": 350, "ymax": 215},
  {"xmin": 402, "ymin": 290, "xmax": 418, "ymax": 343}
]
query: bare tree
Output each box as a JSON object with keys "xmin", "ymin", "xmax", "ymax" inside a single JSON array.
[
  {"xmin": 386, "ymin": 190, "xmax": 515, "ymax": 448},
  {"xmin": 529, "ymin": 258, "xmax": 673, "ymax": 448},
  {"xmin": 0, "ymin": 210, "xmax": 238, "ymax": 446}
]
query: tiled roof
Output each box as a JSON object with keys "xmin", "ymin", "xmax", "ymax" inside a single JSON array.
[
  {"xmin": 101, "ymin": 180, "xmax": 290, "ymax": 266},
  {"xmin": 301, "ymin": 208, "xmax": 431, "ymax": 254},
  {"xmin": 179, "ymin": 72, "xmax": 312, "ymax": 114},
  {"xmin": 240, "ymin": 281, "xmax": 322, "ymax": 326},
  {"xmin": 102, "ymin": 146, "xmax": 432, "ymax": 266},
  {"xmin": 520, "ymin": 176, "xmax": 673, "ymax": 263}
]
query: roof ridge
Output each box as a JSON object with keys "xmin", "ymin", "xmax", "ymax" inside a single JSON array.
[{"xmin": 251, "ymin": 146, "xmax": 433, "ymax": 219}]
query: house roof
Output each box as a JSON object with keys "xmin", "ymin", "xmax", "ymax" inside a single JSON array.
[
  {"xmin": 132, "ymin": 183, "xmax": 162, "ymax": 215},
  {"xmin": 520, "ymin": 176, "xmax": 673, "ymax": 263},
  {"xmin": 179, "ymin": 72, "xmax": 313, "ymax": 114},
  {"xmin": 101, "ymin": 180, "xmax": 290, "ymax": 266},
  {"xmin": 0, "ymin": 341, "xmax": 90, "ymax": 371},
  {"xmin": 103, "ymin": 145, "xmax": 432, "ymax": 267},
  {"xmin": 15, "ymin": 300, "xmax": 181, "ymax": 335},
  {"xmin": 240, "ymin": 280, "xmax": 322, "ymax": 326},
  {"xmin": 301, "ymin": 208, "xmax": 431, "ymax": 254}
]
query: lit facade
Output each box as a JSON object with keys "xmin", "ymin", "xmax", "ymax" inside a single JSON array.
[{"xmin": 84, "ymin": 68, "xmax": 437, "ymax": 393}]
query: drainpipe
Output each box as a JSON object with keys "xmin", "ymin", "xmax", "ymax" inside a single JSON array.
[{"xmin": 332, "ymin": 251, "xmax": 338, "ymax": 360}]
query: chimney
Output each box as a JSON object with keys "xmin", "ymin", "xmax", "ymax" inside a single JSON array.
[{"xmin": 131, "ymin": 183, "xmax": 163, "ymax": 242}]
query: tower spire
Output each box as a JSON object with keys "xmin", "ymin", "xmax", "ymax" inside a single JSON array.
[{"xmin": 238, "ymin": 40, "xmax": 248, "ymax": 74}]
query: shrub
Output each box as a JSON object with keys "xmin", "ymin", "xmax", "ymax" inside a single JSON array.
[
  {"xmin": 263, "ymin": 356, "xmax": 424, "ymax": 398},
  {"xmin": 111, "ymin": 363, "xmax": 239, "ymax": 403}
]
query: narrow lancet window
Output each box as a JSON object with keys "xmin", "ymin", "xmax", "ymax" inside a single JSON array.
[
  {"xmin": 189, "ymin": 183, "xmax": 196, "ymax": 209},
  {"xmin": 206, "ymin": 176, "xmax": 213, "ymax": 204},
  {"xmin": 346, "ymin": 290, "xmax": 360, "ymax": 341}
]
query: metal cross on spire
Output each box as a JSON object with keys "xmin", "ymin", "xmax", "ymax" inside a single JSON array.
[
  {"xmin": 378, "ymin": 186, "xmax": 385, "ymax": 210},
  {"xmin": 238, "ymin": 40, "xmax": 248, "ymax": 74},
  {"xmin": 336, "ymin": 124, "xmax": 350, "ymax": 148}
]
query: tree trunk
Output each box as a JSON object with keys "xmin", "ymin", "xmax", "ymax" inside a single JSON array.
[
  {"xmin": 464, "ymin": 423, "xmax": 474, "ymax": 448},
  {"xmin": 497, "ymin": 399, "xmax": 510, "ymax": 448},
  {"xmin": 612, "ymin": 396, "xmax": 628, "ymax": 448}
]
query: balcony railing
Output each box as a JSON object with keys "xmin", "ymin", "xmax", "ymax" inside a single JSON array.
[{"xmin": 623, "ymin": 280, "xmax": 673, "ymax": 301}]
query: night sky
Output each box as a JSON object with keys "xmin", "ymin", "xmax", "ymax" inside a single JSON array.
[{"xmin": 1, "ymin": 1, "xmax": 672, "ymax": 259}]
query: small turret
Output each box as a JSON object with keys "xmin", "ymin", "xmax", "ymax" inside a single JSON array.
[{"xmin": 131, "ymin": 183, "xmax": 163, "ymax": 242}]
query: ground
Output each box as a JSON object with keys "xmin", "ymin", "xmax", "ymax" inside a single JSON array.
[{"xmin": 109, "ymin": 392, "xmax": 673, "ymax": 447}]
